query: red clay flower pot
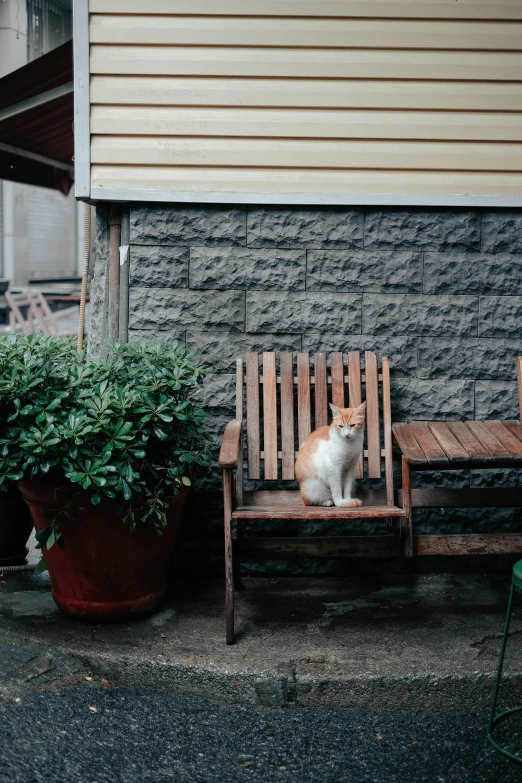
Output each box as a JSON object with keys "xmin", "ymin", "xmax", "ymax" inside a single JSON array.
[
  {"xmin": 0, "ymin": 486, "xmax": 34, "ymax": 566},
  {"xmin": 18, "ymin": 479, "xmax": 189, "ymax": 621}
]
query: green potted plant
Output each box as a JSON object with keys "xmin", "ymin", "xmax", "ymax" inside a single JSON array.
[{"xmin": 0, "ymin": 334, "xmax": 212, "ymax": 620}]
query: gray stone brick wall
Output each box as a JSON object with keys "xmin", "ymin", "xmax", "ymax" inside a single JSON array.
[{"xmin": 89, "ymin": 204, "xmax": 522, "ymax": 574}]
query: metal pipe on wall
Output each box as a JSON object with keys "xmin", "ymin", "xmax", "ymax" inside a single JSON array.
[
  {"xmin": 77, "ymin": 203, "xmax": 91, "ymax": 352},
  {"xmin": 108, "ymin": 204, "xmax": 121, "ymax": 341},
  {"xmin": 119, "ymin": 205, "xmax": 130, "ymax": 342}
]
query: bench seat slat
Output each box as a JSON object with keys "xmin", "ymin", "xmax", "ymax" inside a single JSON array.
[
  {"xmin": 428, "ymin": 422, "xmax": 470, "ymax": 461},
  {"xmin": 446, "ymin": 421, "xmax": 491, "ymax": 461},
  {"xmin": 466, "ymin": 420, "xmax": 514, "ymax": 460},
  {"xmin": 408, "ymin": 421, "xmax": 449, "ymax": 464},
  {"xmin": 489, "ymin": 421, "xmax": 522, "ymax": 458}
]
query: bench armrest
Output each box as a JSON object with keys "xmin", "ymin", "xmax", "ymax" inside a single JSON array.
[{"xmin": 218, "ymin": 419, "xmax": 243, "ymax": 469}]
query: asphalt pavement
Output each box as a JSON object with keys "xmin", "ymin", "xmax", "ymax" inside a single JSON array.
[{"xmin": 1, "ymin": 684, "xmax": 521, "ymax": 783}]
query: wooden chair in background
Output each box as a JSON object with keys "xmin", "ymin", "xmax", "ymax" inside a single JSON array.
[{"xmin": 5, "ymin": 288, "xmax": 61, "ymax": 335}]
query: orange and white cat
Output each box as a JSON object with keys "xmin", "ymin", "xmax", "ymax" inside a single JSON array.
[{"xmin": 295, "ymin": 402, "xmax": 366, "ymax": 508}]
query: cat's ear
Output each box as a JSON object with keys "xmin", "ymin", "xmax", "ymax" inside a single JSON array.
[
  {"xmin": 329, "ymin": 403, "xmax": 340, "ymax": 419},
  {"xmin": 354, "ymin": 401, "xmax": 366, "ymax": 424}
]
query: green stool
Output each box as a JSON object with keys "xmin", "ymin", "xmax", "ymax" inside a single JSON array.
[{"xmin": 487, "ymin": 559, "xmax": 522, "ymax": 763}]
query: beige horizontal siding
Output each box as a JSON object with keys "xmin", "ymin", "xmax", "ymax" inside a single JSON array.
[
  {"xmin": 90, "ymin": 107, "xmax": 522, "ymax": 142},
  {"xmin": 90, "ymin": 16, "xmax": 522, "ymax": 50},
  {"xmin": 91, "ymin": 137, "xmax": 522, "ymax": 172},
  {"xmin": 89, "ymin": 0, "xmax": 522, "ymax": 21},
  {"xmin": 90, "ymin": 77, "xmax": 522, "ymax": 113},
  {"xmin": 87, "ymin": 3, "xmax": 522, "ymax": 200},
  {"xmin": 90, "ymin": 167, "xmax": 522, "ymax": 196},
  {"xmin": 90, "ymin": 47, "xmax": 522, "ymax": 82}
]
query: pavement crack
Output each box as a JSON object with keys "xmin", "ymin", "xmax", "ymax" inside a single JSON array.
[{"xmin": 470, "ymin": 626, "xmax": 522, "ymax": 657}]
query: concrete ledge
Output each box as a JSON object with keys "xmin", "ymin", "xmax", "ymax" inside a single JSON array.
[{"xmin": 1, "ymin": 574, "xmax": 521, "ymax": 710}]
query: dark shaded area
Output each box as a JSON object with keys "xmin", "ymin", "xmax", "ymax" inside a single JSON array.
[
  {"xmin": 0, "ymin": 687, "xmax": 521, "ymax": 783},
  {"xmin": 0, "ymin": 41, "xmax": 73, "ymax": 193}
]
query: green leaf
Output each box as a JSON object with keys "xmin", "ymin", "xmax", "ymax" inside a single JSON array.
[{"xmin": 181, "ymin": 476, "xmax": 191, "ymax": 487}]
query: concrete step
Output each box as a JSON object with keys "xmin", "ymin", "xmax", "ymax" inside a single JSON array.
[{"xmin": 1, "ymin": 573, "xmax": 521, "ymax": 709}]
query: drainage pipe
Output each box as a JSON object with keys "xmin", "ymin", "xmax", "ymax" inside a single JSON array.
[
  {"xmin": 77, "ymin": 203, "xmax": 91, "ymax": 352},
  {"xmin": 119, "ymin": 205, "xmax": 130, "ymax": 342},
  {"xmin": 108, "ymin": 204, "xmax": 121, "ymax": 340}
]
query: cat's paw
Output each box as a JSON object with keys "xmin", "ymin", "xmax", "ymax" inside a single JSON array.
[
  {"xmin": 335, "ymin": 498, "xmax": 362, "ymax": 508},
  {"xmin": 322, "ymin": 500, "xmax": 334, "ymax": 507}
]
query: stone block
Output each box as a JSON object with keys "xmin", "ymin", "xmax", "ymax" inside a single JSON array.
[
  {"xmin": 418, "ymin": 338, "xmax": 522, "ymax": 380},
  {"xmin": 190, "ymin": 247, "xmax": 305, "ymax": 290},
  {"xmin": 191, "ymin": 374, "xmax": 237, "ymax": 416},
  {"xmin": 391, "ymin": 379, "xmax": 475, "ymax": 421},
  {"xmin": 246, "ymin": 292, "xmax": 361, "ymax": 334},
  {"xmin": 479, "ymin": 297, "xmax": 522, "ymax": 337},
  {"xmin": 301, "ymin": 334, "xmax": 417, "ymax": 376},
  {"xmin": 128, "ymin": 328, "xmax": 186, "ymax": 345},
  {"xmin": 307, "ymin": 250, "xmax": 422, "ymax": 293},
  {"xmin": 130, "ymin": 205, "xmax": 246, "ymax": 245},
  {"xmin": 246, "ymin": 207, "xmax": 363, "ymax": 248},
  {"xmin": 423, "ymin": 253, "xmax": 522, "ymax": 295},
  {"xmin": 364, "ymin": 209, "xmax": 480, "ymax": 251},
  {"xmin": 470, "ymin": 468, "xmax": 522, "ymax": 488},
  {"xmin": 362, "ymin": 294, "xmax": 478, "ymax": 336},
  {"xmin": 482, "ymin": 211, "xmax": 522, "ymax": 253},
  {"xmin": 411, "ymin": 470, "xmax": 470, "ymax": 489},
  {"xmin": 186, "ymin": 331, "xmax": 300, "ymax": 373},
  {"xmin": 475, "ymin": 381, "xmax": 519, "ymax": 419},
  {"xmin": 129, "ymin": 288, "xmax": 245, "ymax": 331},
  {"xmin": 129, "ymin": 246, "xmax": 188, "ymax": 288}
]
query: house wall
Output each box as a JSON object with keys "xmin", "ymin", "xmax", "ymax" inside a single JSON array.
[
  {"xmin": 89, "ymin": 203, "xmax": 522, "ymax": 574},
  {"xmin": 84, "ymin": 0, "xmax": 522, "ymax": 202}
]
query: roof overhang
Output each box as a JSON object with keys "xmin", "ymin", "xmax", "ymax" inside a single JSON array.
[{"xmin": 0, "ymin": 41, "xmax": 74, "ymax": 194}]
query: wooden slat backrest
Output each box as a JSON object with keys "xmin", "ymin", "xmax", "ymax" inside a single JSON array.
[
  {"xmin": 245, "ymin": 352, "xmax": 260, "ymax": 479},
  {"xmin": 262, "ymin": 352, "xmax": 278, "ymax": 480},
  {"xmin": 517, "ymin": 356, "xmax": 522, "ymax": 421},
  {"xmin": 314, "ymin": 353, "xmax": 328, "ymax": 430},
  {"xmin": 297, "ymin": 353, "xmax": 311, "ymax": 448},
  {"xmin": 330, "ymin": 352, "xmax": 345, "ymax": 409},
  {"xmin": 348, "ymin": 351, "xmax": 363, "ymax": 479},
  {"xmin": 239, "ymin": 351, "xmax": 393, "ymax": 497},
  {"xmin": 365, "ymin": 351, "xmax": 381, "ymax": 479},
  {"xmin": 280, "ymin": 352, "xmax": 295, "ymax": 479}
]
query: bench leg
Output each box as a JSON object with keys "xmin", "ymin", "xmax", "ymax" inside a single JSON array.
[
  {"xmin": 232, "ymin": 537, "xmax": 242, "ymax": 590},
  {"xmin": 223, "ymin": 469, "xmax": 235, "ymax": 644},
  {"xmin": 402, "ymin": 457, "xmax": 413, "ymax": 557}
]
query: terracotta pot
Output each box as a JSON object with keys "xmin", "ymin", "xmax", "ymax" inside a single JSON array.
[
  {"xmin": 0, "ymin": 486, "xmax": 34, "ymax": 566},
  {"xmin": 18, "ymin": 479, "xmax": 189, "ymax": 621}
]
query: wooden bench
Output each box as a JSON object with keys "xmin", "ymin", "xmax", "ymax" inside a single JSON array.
[
  {"xmin": 219, "ymin": 351, "xmax": 405, "ymax": 643},
  {"xmin": 393, "ymin": 356, "xmax": 522, "ymax": 560}
]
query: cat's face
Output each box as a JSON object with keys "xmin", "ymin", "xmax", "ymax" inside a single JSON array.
[{"xmin": 329, "ymin": 402, "xmax": 366, "ymax": 441}]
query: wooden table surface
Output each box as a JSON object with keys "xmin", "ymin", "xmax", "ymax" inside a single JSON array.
[{"xmin": 392, "ymin": 420, "xmax": 522, "ymax": 469}]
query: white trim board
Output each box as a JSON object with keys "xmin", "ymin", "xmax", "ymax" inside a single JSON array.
[
  {"xmin": 73, "ymin": 0, "xmax": 90, "ymax": 199},
  {"xmin": 88, "ymin": 188, "xmax": 522, "ymax": 207},
  {"xmin": 0, "ymin": 83, "xmax": 74, "ymax": 123}
]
